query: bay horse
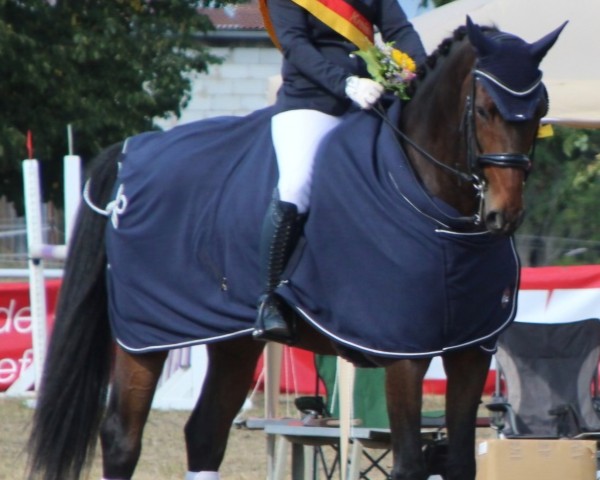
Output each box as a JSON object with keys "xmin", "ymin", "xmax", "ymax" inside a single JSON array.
[{"xmin": 27, "ymin": 18, "xmax": 565, "ymax": 480}]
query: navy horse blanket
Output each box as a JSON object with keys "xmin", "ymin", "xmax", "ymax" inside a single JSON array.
[{"xmin": 105, "ymin": 99, "xmax": 520, "ymax": 358}]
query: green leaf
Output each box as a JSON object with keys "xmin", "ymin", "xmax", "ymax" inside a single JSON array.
[
  {"xmin": 354, "ymin": 49, "xmax": 384, "ymax": 83},
  {"xmin": 0, "ymin": 0, "xmax": 223, "ymax": 207}
]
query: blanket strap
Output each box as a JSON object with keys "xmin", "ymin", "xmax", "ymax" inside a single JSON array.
[{"xmin": 83, "ymin": 179, "xmax": 128, "ymax": 228}]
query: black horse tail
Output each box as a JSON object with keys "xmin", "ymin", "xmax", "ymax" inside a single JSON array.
[{"xmin": 27, "ymin": 143, "xmax": 122, "ymax": 480}]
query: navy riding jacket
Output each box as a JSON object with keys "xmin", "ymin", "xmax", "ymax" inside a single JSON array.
[{"xmin": 269, "ymin": 0, "xmax": 428, "ymax": 115}]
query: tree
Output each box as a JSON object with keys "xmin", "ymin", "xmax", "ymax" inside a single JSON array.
[
  {"xmin": 0, "ymin": 0, "xmax": 226, "ymax": 212},
  {"xmin": 517, "ymin": 127, "xmax": 600, "ymax": 266}
]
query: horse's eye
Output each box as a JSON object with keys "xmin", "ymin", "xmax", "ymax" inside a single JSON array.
[{"xmin": 476, "ymin": 106, "xmax": 488, "ymax": 119}]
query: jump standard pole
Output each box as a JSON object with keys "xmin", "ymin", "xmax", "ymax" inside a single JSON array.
[
  {"xmin": 10, "ymin": 129, "xmax": 82, "ymax": 394},
  {"xmin": 22, "ymin": 131, "xmax": 50, "ymax": 392}
]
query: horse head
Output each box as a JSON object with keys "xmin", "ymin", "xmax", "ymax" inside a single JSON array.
[{"xmin": 402, "ymin": 17, "xmax": 566, "ymax": 235}]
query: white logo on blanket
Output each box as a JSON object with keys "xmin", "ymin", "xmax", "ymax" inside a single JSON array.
[{"xmin": 106, "ymin": 184, "xmax": 128, "ymax": 229}]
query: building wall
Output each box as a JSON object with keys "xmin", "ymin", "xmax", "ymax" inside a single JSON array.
[{"xmin": 157, "ymin": 45, "xmax": 282, "ymax": 130}]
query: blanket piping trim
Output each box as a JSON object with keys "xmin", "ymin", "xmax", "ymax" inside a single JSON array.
[
  {"xmin": 289, "ymin": 237, "xmax": 520, "ymax": 358},
  {"xmin": 115, "ymin": 328, "xmax": 254, "ymax": 353},
  {"xmin": 388, "ymin": 171, "xmax": 452, "ymax": 229}
]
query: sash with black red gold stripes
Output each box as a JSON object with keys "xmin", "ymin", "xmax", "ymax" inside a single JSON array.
[{"xmin": 259, "ymin": 0, "xmax": 375, "ymax": 50}]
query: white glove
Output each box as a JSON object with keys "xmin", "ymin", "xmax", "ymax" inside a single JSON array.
[{"xmin": 345, "ymin": 76, "xmax": 384, "ymax": 109}]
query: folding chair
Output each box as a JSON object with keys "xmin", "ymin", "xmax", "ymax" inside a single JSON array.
[
  {"xmin": 268, "ymin": 354, "xmax": 448, "ymax": 480},
  {"xmin": 487, "ymin": 318, "xmax": 600, "ymax": 439},
  {"xmin": 313, "ymin": 355, "xmax": 394, "ymax": 480}
]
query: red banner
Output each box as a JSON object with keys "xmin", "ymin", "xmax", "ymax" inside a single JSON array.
[
  {"xmin": 0, "ymin": 280, "xmax": 60, "ymax": 391},
  {"xmin": 2, "ymin": 266, "xmax": 600, "ymax": 393},
  {"xmin": 424, "ymin": 265, "xmax": 600, "ymax": 394},
  {"xmin": 254, "ymin": 265, "xmax": 600, "ymax": 395}
]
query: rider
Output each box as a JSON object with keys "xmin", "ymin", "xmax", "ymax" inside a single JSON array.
[{"xmin": 253, "ymin": 0, "xmax": 427, "ymax": 343}]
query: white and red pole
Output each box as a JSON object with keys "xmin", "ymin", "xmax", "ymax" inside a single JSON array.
[{"xmin": 22, "ymin": 130, "xmax": 49, "ymax": 391}]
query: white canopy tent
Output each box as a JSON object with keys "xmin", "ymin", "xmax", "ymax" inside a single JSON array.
[{"xmin": 411, "ymin": 0, "xmax": 600, "ymax": 128}]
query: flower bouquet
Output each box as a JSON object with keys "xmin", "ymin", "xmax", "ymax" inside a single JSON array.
[{"xmin": 355, "ymin": 42, "xmax": 417, "ymax": 100}]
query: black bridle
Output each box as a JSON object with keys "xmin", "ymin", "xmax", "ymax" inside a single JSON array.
[
  {"xmin": 465, "ymin": 71, "xmax": 535, "ymax": 174},
  {"xmin": 373, "ymin": 70, "xmax": 541, "ymax": 226}
]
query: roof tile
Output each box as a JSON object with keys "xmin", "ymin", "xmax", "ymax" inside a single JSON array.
[{"xmin": 199, "ymin": 0, "xmax": 266, "ymax": 31}]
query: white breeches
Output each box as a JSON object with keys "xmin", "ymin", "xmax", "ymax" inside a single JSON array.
[{"xmin": 272, "ymin": 109, "xmax": 342, "ymax": 213}]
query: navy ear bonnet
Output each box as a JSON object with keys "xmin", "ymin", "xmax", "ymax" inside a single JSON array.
[{"xmin": 466, "ymin": 16, "xmax": 567, "ymax": 121}]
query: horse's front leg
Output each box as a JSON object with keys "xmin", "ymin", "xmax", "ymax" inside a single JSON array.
[
  {"xmin": 100, "ymin": 347, "xmax": 168, "ymax": 479},
  {"xmin": 443, "ymin": 348, "xmax": 492, "ymax": 480},
  {"xmin": 184, "ymin": 337, "xmax": 264, "ymax": 477},
  {"xmin": 386, "ymin": 357, "xmax": 432, "ymax": 480}
]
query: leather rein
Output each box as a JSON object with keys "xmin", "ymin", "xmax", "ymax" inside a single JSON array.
[{"xmin": 373, "ymin": 71, "xmax": 538, "ymax": 226}]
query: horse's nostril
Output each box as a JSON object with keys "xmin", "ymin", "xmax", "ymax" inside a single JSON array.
[
  {"xmin": 485, "ymin": 210, "xmax": 524, "ymax": 235},
  {"xmin": 485, "ymin": 211, "xmax": 505, "ymax": 233}
]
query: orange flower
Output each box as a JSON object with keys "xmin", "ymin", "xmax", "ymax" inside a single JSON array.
[{"xmin": 391, "ymin": 48, "xmax": 416, "ymax": 73}]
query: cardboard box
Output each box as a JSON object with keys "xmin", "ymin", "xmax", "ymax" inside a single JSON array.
[{"xmin": 476, "ymin": 439, "xmax": 597, "ymax": 480}]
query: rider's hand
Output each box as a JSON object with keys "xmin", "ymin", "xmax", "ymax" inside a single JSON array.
[{"xmin": 345, "ymin": 76, "xmax": 384, "ymax": 109}]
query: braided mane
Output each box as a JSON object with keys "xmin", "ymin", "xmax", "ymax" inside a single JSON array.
[{"xmin": 406, "ymin": 25, "xmax": 498, "ymax": 99}]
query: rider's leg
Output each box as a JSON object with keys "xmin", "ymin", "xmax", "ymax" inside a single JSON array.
[
  {"xmin": 253, "ymin": 193, "xmax": 304, "ymax": 343},
  {"xmin": 253, "ymin": 109, "xmax": 341, "ymax": 343}
]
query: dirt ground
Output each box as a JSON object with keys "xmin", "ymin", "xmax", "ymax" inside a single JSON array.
[
  {"xmin": 0, "ymin": 392, "xmax": 491, "ymax": 480},
  {"xmin": 1, "ymin": 393, "xmax": 269, "ymax": 480}
]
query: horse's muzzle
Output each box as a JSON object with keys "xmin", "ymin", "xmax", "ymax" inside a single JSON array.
[{"xmin": 485, "ymin": 209, "xmax": 524, "ymax": 235}]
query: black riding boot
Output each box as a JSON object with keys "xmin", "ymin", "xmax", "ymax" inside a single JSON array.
[{"xmin": 253, "ymin": 198, "xmax": 303, "ymax": 343}]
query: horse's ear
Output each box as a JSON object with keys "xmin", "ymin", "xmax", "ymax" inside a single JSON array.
[
  {"xmin": 529, "ymin": 21, "xmax": 568, "ymax": 64},
  {"xmin": 466, "ymin": 15, "xmax": 497, "ymax": 56}
]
